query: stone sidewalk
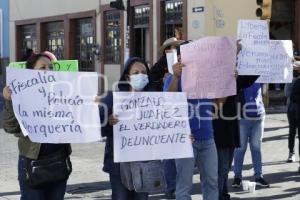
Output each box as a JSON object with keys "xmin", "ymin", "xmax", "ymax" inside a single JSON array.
[{"xmin": 0, "ymin": 113, "xmax": 299, "ymax": 200}]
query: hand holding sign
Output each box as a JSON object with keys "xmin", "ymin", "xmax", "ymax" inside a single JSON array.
[
  {"xmin": 3, "ymin": 86, "xmax": 12, "ymax": 100},
  {"xmin": 109, "ymin": 114, "xmax": 119, "ymax": 126},
  {"xmin": 173, "ymin": 62, "xmax": 185, "ymax": 78}
]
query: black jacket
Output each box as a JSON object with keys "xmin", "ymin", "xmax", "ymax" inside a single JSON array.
[
  {"xmin": 149, "ymin": 56, "xmax": 168, "ymax": 91},
  {"xmin": 290, "ymin": 77, "xmax": 300, "ymax": 104},
  {"xmin": 213, "ymin": 76, "xmax": 259, "ymax": 149}
]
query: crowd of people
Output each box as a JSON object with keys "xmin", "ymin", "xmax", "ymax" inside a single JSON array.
[{"xmin": 2, "ymin": 37, "xmax": 300, "ymax": 200}]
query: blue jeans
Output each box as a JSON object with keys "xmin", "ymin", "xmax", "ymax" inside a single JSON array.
[
  {"xmin": 109, "ymin": 174, "xmax": 148, "ymax": 200},
  {"xmin": 163, "ymin": 159, "xmax": 177, "ymax": 193},
  {"xmin": 217, "ymin": 148, "xmax": 234, "ymax": 200},
  {"xmin": 18, "ymin": 155, "xmax": 67, "ymax": 200},
  {"xmin": 175, "ymin": 158, "xmax": 194, "ymax": 200},
  {"xmin": 175, "ymin": 139, "xmax": 219, "ymax": 200},
  {"xmin": 234, "ymin": 117, "xmax": 265, "ymax": 179}
]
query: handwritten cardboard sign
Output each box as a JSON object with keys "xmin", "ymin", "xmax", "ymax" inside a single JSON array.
[
  {"xmin": 237, "ymin": 20, "xmax": 270, "ymax": 75},
  {"xmin": 166, "ymin": 49, "xmax": 178, "ymax": 74},
  {"xmin": 256, "ymin": 40, "xmax": 293, "ymax": 83},
  {"xmin": 237, "ymin": 19, "xmax": 269, "ymax": 41},
  {"xmin": 113, "ymin": 92, "xmax": 193, "ymax": 162},
  {"xmin": 180, "ymin": 36, "xmax": 237, "ymax": 99},
  {"xmin": 6, "ymin": 67, "xmax": 101, "ymax": 143},
  {"xmin": 9, "ymin": 60, "xmax": 79, "ymax": 71}
]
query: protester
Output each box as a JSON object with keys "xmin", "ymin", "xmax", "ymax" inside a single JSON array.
[
  {"xmin": 284, "ymin": 67, "xmax": 300, "ymax": 163},
  {"xmin": 150, "ymin": 37, "xmax": 183, "ymax": 199},
  {"xmin": 213, "ymin": 74, "xmax": 258, "ymax": 200},
  {"xmin": 150, "ymin": 37, "xmax": 183, "ymax": 91},
  {"xmin": 213, "ymin": 41, "xmax": 259, "ymax": 199},
  {"xmin": 99, "ymin": 57, "xmax": 151, "ymax": 200},
  {"xmin": 3, "ymin": 53, "xmax": 72, "ymax": 200},
  {"xmin": 232, "ymin": 83, "xmax": 270, "ymax": 188},
  {"xmin": 289, "ymin": 66, "xmax": 300, "ymax": 173},
  {"xmin": 164, "ymin": 41, "xmax": 219, "ymax": 200}
]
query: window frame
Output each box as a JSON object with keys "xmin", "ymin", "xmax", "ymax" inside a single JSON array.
[{"xmin": 103, "ymin": 10, "xmax": 122, "ymax": 64}]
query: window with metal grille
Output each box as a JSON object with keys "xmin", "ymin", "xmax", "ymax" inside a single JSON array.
[
  {"xmin": 104, "ymin": 11, "xmax": 121, "ymax": 64},
  {"xmin": 134, "ymin": 6, "xmax": 150, "ymax": 28},
  {"xmin": 75, "ymin": 18, "xmax": 95, "ymax": 71},
  {"xmin": 133, "ymin": 5, "xmax": 150, "ymax": 62},
  {"xmin": 21, "ymin": 24, "xmax": 37, "ymax": 57},
  {"xmin": 46, "ymin": 21, "xmax": 64, "ymax": 60},
  {"xmin": 164, "ymin": 0, "xmax": 183, "ymax": 40}
]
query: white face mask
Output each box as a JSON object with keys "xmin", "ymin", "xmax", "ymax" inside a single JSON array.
[{"xmin": 129, "ymin": 74, "xmax": 149, "ymax": 91}]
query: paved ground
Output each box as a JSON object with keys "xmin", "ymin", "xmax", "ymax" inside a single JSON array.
[{"xmin": 0, "ymin": 112, "xmax": 299, "ymax": 200}]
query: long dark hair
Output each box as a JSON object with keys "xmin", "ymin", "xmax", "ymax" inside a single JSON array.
[
  {"xmin": 118, "ymin": 57, "xmax": 151, "ymax": 91},
  {"xmin": 26, "ymin": 53, "xmax": 51, "ymax": 69}
]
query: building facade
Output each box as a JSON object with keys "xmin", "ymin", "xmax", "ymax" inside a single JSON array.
[{"xmin": 9, "ymin": 0, "xmax": 300, "ymax": 91}]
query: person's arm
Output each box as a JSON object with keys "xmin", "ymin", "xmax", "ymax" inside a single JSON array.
[
  {"xmin": 3, "ymin": 86, "xmax": 12, "ymax": 100},
  {"xmin": 167, "ymin": 75, "xmax": 180, "ymax": 92},
  {"xmin": 2, "ymin": 86, "xmax": 21, "ymax": 135},
  {"xmin": 99, "ymin": 92, "xmax": 114, "ymax": 137},
  {"xmin": 166, "ymin": 62, "xmax": 185, "ymax": 92},
  {"xmin": 3, "ymin": 100, "xmax": 22, "ymax": 137}
]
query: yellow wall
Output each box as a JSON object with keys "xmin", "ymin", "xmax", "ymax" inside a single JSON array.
[
  {"xmin": 204, "ymin": 0, "xmax": 259, "ymax": 37},
  {"xmin": 187, "ymin": 0, "xmax": 206, "ymax": 40},
  {"xmin": 10, "ymin": 0, "xmax": 100, "ymax": 21}
]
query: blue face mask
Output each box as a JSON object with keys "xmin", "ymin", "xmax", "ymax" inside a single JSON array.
[{"xmin": 129, "ymin": 74, "xmax": 149, "ymax": 91}]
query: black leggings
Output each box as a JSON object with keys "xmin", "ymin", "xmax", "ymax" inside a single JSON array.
[{"xmin": 287, "ymin": 105, "xmax": 300, "ymax": 155}]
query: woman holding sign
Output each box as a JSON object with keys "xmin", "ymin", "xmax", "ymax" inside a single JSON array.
[
  {"xmin": 3, "ymin": 53, "xmax": 72, "ymax": 200},
  {"xmin": 164, "ymin": 41, "xmax": 219, "ymax": 200},
  {"xmin": 99, "ymin": 57, "xmax": 154, "ymax": 200}
]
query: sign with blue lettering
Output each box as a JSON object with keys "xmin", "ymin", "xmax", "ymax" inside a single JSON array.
[
  {"xmin": 113, "ymin": 92, "xmax": 193, "ymax": 162},
  {"xmin": 6, "ymin": 67, "xmax": 101, "ymax": 143},
  {"xmin": 193, "ymin": 7, "xmax": 204, "ymax": 13}
]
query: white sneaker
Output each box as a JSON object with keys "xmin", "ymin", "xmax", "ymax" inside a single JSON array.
[{"xmin": 287, "ymin": 153, "xmax": 296, "ymax": 163}]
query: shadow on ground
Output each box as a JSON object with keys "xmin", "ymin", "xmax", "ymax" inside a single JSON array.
[
  {"xmin": 264, "ymin": 126, "xmax": 289, "ymax": 133},
  {"xmin": 242, "ymin": 160, "xmax": 291, "ymax": 171},
  {"xmin": 0, "ymin": 191, "xmax": 20, "ymax": 197},
  {"xmin": 66, "ymin": 181, "xmax": 111, "ymax": 195},
  {"xmin": 230, "ymin": 170, "xmax": 300, "ymax": 200}
]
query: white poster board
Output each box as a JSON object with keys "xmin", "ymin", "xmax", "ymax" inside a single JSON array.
[
  {"xmin": 113, "ymin": 92, "xmax": 193, "ymax": 162},
  {"xmin": 256, "ymin": 40, "xmax": 293, "ymax": 83},
  {"xmin": 6, "ymin": 67, "xmax": 101, "ymax": 143},
  {"xmin": 166, "ymin": 49, "xmax": 178, "ymax": 74},
  {"xmin": 237, "ymin": 19, "xmax": 270, "ymax": 75}
]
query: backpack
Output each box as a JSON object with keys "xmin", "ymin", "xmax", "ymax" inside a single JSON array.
[{"xmin": 120, "ymin": 160, "xmax": 167, "ymax": 194}]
